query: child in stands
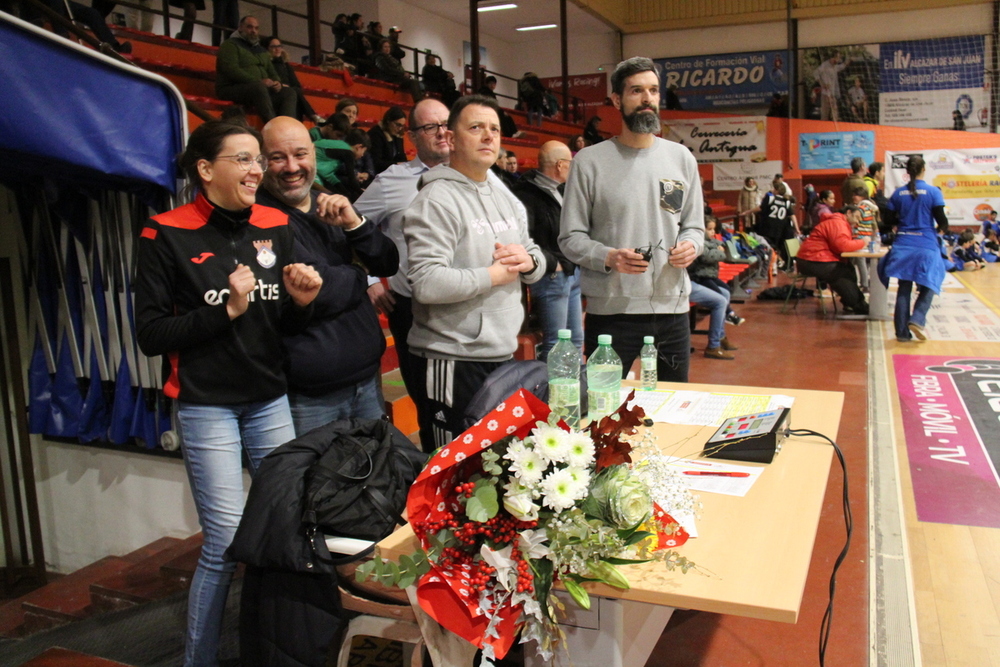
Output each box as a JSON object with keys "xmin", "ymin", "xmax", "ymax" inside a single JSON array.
[{"xmin": 953, "ymin": 229, "xmax": 987, "ymax": 270}]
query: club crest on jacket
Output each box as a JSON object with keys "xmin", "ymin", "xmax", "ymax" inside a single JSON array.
[{"xmin": 253, "ymin": 240, "xmax": 276, "ymax": 268}]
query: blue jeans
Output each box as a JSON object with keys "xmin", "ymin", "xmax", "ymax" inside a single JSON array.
[
  {"xmin": 288, "ymin": 374, "xmax": 385, "ymax": 436},
  {"xmin": 529, "ymin": 269, "xmax": 583, "ymax": 360},
  {"xmin": 176, "ymin": 396, "xmax": 295, "ymax": 667},
  {"xmin": 689, "ymin": 281, "xmax": 729, "ymax": 349},
  {"xmin": 894, "ymin": 280, "xmax": 935, "ymax": 339}
]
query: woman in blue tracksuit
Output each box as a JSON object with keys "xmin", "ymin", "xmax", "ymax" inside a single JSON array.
[{"xmin": 878, "ymin": 155, "xmax": 948, "ymax": 342}]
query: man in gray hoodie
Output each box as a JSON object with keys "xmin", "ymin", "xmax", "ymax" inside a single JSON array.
[
  {"xmin": 559, "ymin": 57, "xmax": 705, "ymax": 382},
  {"xmin": 404, "ymin": 95, "xmax": 544, "ymax": 450}
]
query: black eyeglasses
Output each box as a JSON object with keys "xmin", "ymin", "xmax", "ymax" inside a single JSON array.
[
  {"xmin": 412, "ymin": 122, "xmax": 448, "ymax": 135},
  {"xmin": 215, "ymin": 153, "xmax": 268, "ymax": 172}
]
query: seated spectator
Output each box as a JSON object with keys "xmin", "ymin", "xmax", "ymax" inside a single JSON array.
[
  {"xmin": 421, "ymin": 54, "xmax": 459, "ymax": 107},
  {"xmin": 345, "ymin": 127, "xmax": 372, "ymax": 192},
  {"xmin": 36, "ymin": 0, "xmax": 132, "ymax": 52},
  {"xmin": 367, "ymin": 20, "xmax": 384, "ymax": 40},
  {"xmin": 388, "ymin": 27, "xmax": 406, "ymax": 61},
  {"xmin": 331, "ymin": 13, "xmax": 348, "ymax": 50},
  {"xmin": 984, "ymin": 227, "xmax": 999, "ymax": 255},
  {"xmin": 372, "ymin": 39, "xmax": 422, "ymax": 102},
  {"xmin": 583, "ymin": 116, "xmax": 604, "ymax": 145},
  {"xmin": 338, "ymin": 23, "xmax": 370, "ymax": 75},
  {"xmin": 265, "ymin": 36, "xmax": 324, "ymax": 126},
  {"xmin": 690, "ymin": 281, "xmax": 739, "ymax": 360},
  {"xmin": 982, "ymin": 209, "xmax": 1000, "ymax": 237},
  {"xmin": 491, "ymin": 149, "xmax": 516, "ymax": 188},
  {"xmin": 368, "ymin": 106, "xmax": 408, "ymax": 175},
  {"xmin": 518, "ymin": 71, "xmax": 547, "ymax": 127},
  {"xmin": 568, "ymin": 135, "xmax": 586, "ymax": 154},
  {"xmin": 953, "ymin": 229, "xmax": 987, "ymax": 270},
  {"xmin": 505, "ymin": 151, "xmax": 520, "ymax": 180},
  {"xmin": 795, "ymin": 206, "xmax": 869, "ymax": 314},
  {"xmin": 216, "ymin": 16, "xmax": 296, "ymax": 122},
  {"xmin": 335, "ymin": 98, "xmax": 359, "ymax": 126},
  {"xmin": 479, "ymin": 76, "xmax": 519, "ymax": 137},
  {"xmin": 690, "ymin": 218, "xmax": 745, "ymax": 327},
  {"xmin": 313, "ymin": 113, "xmax": 360, "ymax": 199},
  {"xmin": 808, "ymin": 189, "xmax": 836, "ymax": 232}
]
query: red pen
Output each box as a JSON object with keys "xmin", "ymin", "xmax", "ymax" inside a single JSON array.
[{"xmin": 683, "ymin": 471, "xmax": 750, "ymax": 477}]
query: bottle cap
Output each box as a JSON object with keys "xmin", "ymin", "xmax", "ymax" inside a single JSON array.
[
  {"xmin": 643, "ymin": 336, "xmax": 654, "ymax": 344},
  {"xmin": 558, "ymin": 329, "xmax": 571, "ymax": 339},
  {"xmin": 597, "ymin": 334, "xmax": 612, "ymax": 345}
]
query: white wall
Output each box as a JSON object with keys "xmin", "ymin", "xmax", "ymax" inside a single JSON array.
[
  {"xmin": 624, "ymin": 4, "xmax": 993, "ymax": 58},
  {"xmin": 507, "ymin": 30, "xmax": 619, "ymax": 82}
]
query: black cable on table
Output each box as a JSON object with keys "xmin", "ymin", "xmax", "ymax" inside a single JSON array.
[{"xmin": 787, "ymin": 428, "xmax": 852, "ymax": 667}]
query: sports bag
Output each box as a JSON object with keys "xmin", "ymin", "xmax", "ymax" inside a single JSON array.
[{"xmin": 302, "ymin": 418, "xmax": 426, "ymax": 545}]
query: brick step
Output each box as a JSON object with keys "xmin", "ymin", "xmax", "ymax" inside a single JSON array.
[
  {"xmin": 89, "ymin": 537, "xmax": 193, "ymax": 612},
  {"xmin": 9, "ymin": 556, "xmax": 133, "ymax": 635},
  {"xmin": 19, "ymin": 647, "xmax": 134, "ymax": 667}
]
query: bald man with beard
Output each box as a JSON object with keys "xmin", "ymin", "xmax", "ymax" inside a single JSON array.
[
  {"xmin": 258, "ymin": 117, "xmax": 398, "ymax": 433},
  {"xmin": 510, "ymin": 141, "xmax": 580, "ymax": 359}
]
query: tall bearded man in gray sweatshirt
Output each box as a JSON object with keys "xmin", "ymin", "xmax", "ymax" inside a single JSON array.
[
  {"xmin": 559, "ymin": 57, "xmax": 705, "ymax": 382},
  {"xmin": 404, "ymin": 95, "xmax": 544, "ymax": 450}
]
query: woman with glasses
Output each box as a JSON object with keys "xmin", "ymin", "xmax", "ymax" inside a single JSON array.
[
  {"xmin": 135, "ymin": 120, "xmax": 322, "ymax": 667},
  {"xmin": 264, "ymin": 36, "xmax": 325, "ymax": 126}
]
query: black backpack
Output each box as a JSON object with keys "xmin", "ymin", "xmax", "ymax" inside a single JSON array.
[{"xmin": 302, "ymin": 418, "xmax": 427, "ymax": 549}]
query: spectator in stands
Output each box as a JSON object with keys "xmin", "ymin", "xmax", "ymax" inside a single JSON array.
[
  {"xmin": 511, "ymin": 141, "xmax": 580, "ymax": 360},
  {"xmin": 664, "ymin": 84, "xmax": 683, "ymax": 111},
  {"xmin": 952, "ymin": 109, "xmax": 966, "ymax": 131},
  {"xmin": 339, "ymin": 22, "xmax": 372, "ymax": 75},
  {"xmin": 477, "ymin": 75, "xmax": 519, "ymax": 138},
  {"xmin": 841, "ymin": 157, "xmax": 867, "ymax": 205},
  {"xmin": 216, "ymin": 16, "xmax": 297, "ymax": 122},
  {"xmin": 169, "ymin": 0, "xmax": 201, "ymax": 42},
  {"xmin": 354, "ymin": 99, "xmax": 450, "ymax": 441},
  {"xmin": 847, "ymin": 77, "xmax": 868, "ymax": 122},
  {"xmin": 568, "ymin": 135, "xmax": 586, "ymax": 154},
  {"xmin": 796, "ymin": 206, "xmax": 869, "ymax": 314},
  {"xmin": 814, "ymin": 49, "xmax": 850, "ymax": 121},
  {"xmin": 135, "ymin": 121, "xmax": 322, "ymax": 667},
  {"xmin": 312, "ymin": 113, "xmax": 361, "ymax": 200},
  {"xmin": 953, "ymin": 229, "xmax": 986, "ymax": 270},
  {"xmin": 505, "ymin": 151, "xmax": 519, "ymax": 179},
  {"xmin": 583, "ymin": 115, "xmax": 604, "ymax": 145},
  {"xmin": 518, "ymin": 71, "xmax": 547, "ymax": 127},
  {"xmin": 345, "ymin": 128, "xmax": 372, "ymax": 190},
  {"xmin": 373, "ymin": 39, "xmax": 422, "ymax": 102},
  {"xmin": 335, "ymin": 98, "xmax": 359, "ymax": 126},
  {"xmin": 265, "ymin": 36, "xmax": 324, "ymax": 126},
  {"xmin": 388, "ymin": 26, "xmax": 406, "ymax": 62},
  {"xmin": 560, "ymin": 57, "xmax": 705, "ymax": 383},
  {"xmin": 691, "ymin": 217, "xmax": 744, "ymax": 327},
  {"xmin": 37, "ymin": 0, "xmax": 132, "ymax": 52},
  {"xmin": 421, "ymin": 54, "xmax": 459, "ymax": 107},
  {"xmin": 491, "ymin": 148, "xmax": 517, "ymax": 187},
  {"xmin": 211, "ymin": 0, "xmax": 238, "ymax": 46},
  {"xmin": 258, "ymin": 116, "xmax": 397, "ymax": 432},
  {"xmin": 737, "ymin": 177, "xmax": 761, "ymax": 230},
  {"xmin": 879, "ymin": 155, "xmax": 949, "ymax": 341},
  {"xmin": 404, "ymin": 94, "xmax": 544, "ymax": 449},
  {"xmin": 766, "ymin": 92, "xmax": 788, "ymax": 117},
  {"xmin": 368, "ymin": 106, "xmax": 408, "ymax": 175},
  {"xmin": 367, "ymin": 21, "xmax": 383, "ymax": 40},
  {"xmin": 865, "ymin": 161, "xmax": 884, "ymax": 197},
  {"xmin": 331, "ymin": 13, "xmax": 348, "ymax": 51}
]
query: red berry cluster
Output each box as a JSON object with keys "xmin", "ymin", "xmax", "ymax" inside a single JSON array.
[
  {"xmin": 468, "ymin": 560, "xmax": 497, "ymax": 588},
  {"xmin": 511, "ymin": 546, "xmax": 534, "ymax": 594},
  {"xmin": 454, "ymin": 482, "xmax": 476, "ymax": 498},
  {"xmin": 453, "ymin": 513, "xmax": 539, "ymax": 547}
]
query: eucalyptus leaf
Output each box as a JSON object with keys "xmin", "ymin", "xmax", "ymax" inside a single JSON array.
[
  {"xmin": 467, "ymin": 484, "xmax": 499, "ymax": 522},
  {"xmin": 397, "ymin": 570, "xmax": 416, "ymax": 589},
  {"xmin": 354, "ymin": 559, "xmax": 376, "ymax": 582}
]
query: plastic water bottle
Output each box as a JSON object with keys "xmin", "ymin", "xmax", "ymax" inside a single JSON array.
[
  {"xmin": 547, "ymin": 329, "xmax": 581, "ymax": 429},
  {"xmin": 587, "ymin": 334, "xmax": 622, "ymax": 422},
  {"xmin": 640, "ymin": 336, "xmax": 658, "ymax": 391}
]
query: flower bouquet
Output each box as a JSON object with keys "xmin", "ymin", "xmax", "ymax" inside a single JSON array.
[{"xmin": 357, "ymin": 389, "xmax": 695, "ymax": 662}]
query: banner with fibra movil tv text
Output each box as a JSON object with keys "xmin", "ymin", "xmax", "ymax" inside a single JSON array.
[
  {"xmin": 885, "ymin": 149, "xmax": 1000, "ymax": 228},
  {"xmin": 798, "ymin": 131, "xmax": 875, "ymax": 170},
  {"xmin": 662, "ymin": 117, "xmax": 767, "ymax": 163},
  {"xmin": 654, "ymin": 51, "xmax": 788, "ymax": 110},
  {"xmin": 713, "ymin": 161, "xmax": 785, "ymax": 191},
  {"xmin": 879, "ymin": 36, "xmax": 987, "ymax": 131}
]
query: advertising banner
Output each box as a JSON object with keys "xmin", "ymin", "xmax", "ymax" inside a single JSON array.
[
  {"xmin": 654, "ymin": 50, "xmax": 789, "ymax": 111},
  {"xmin": 878, "ymin": 36, "xmax": 988, "ymax": 131},
  {"xmin": 798, "ymin": 131, "xmax": 875, "ymax": 170},
  {"xmin": 893, "ymin": 356, "xmax": 1000, "ymax": 528},
  {"xmin": 713, "ymin": 160, "xmax": 784, "ymax": 191},
  {"xmin": 885, "ymin": 149, "xmax": 1000, "ymax": 227},
  {"xmin": 662, "ymin": 116, "xmax": 767, "ymax": 163},
  {"xmin": 539, "ymin": 73, "xmax": 607, "ymax": 124}
]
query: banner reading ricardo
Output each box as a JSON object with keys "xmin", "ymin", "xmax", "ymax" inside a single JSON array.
[{"xmin": 654, "ymin": 50, "xmax": 789, "ymax": 111}]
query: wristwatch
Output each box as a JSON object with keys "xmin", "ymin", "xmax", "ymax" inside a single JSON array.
[{"xmin": 520, "ymin": 254, "xmax": 539, "ymax": 275}]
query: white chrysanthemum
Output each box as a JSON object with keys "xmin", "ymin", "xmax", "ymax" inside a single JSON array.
[
  {"xmin": 565, "ymin": 431, "xmax": 596, "ymax": 467},
  {"xmin": 506, "ymin": 445, "xmax": 547, "ymax": 486},
  {"xmin": 541, "ymin": 468, "xmax": 579, "ymax": 511},
  {"xmin": 532, "ymin": 425, "xmax": 571, "ymax": 464},
  {"xmin": 565, "ymin": 466, "xmax": 591, "ymax": 498}
]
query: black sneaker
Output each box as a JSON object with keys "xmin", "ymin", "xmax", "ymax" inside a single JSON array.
[{"xmin": 725, "ymin": 312, "xmax": 745, "ymax": 326}]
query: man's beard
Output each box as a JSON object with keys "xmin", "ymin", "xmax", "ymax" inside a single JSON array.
[
  {"xmin": 622, "ymin": 106, "xmax": 661, "ymax": 135},
  {"xmin": 265, "ymin": 170, "xmax": 312, "ymax": 207}
]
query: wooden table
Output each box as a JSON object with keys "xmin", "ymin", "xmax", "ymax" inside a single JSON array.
[
  {"xmin": 843, "ymin": 247, "xmax": 890, "ymax": 320},
  {"xmin": 379, "ymin": 381, "xmax": 844, "ymax": 666}
]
